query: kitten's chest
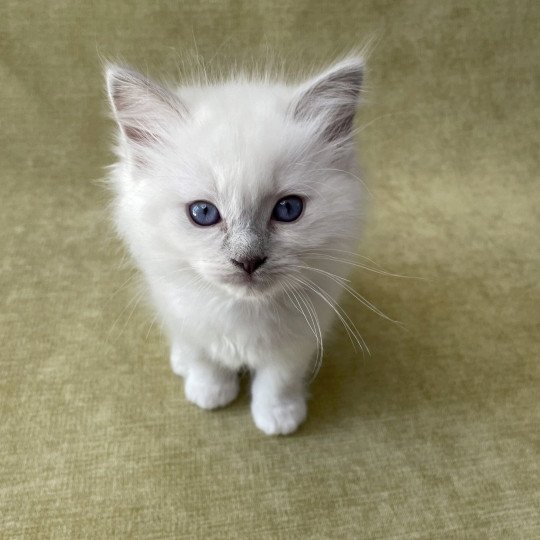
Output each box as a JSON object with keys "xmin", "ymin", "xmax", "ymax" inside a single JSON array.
[
  {"xmin": 155, "ymin": 280, "xmax": 314, "ymax": 369},
  {"xmin": 183, "ymin": 295, "xmax": 301, "ymax": 368},
  {"xmin": 199, "ymin": 305, "xmax": 283, "ymax": 368}
]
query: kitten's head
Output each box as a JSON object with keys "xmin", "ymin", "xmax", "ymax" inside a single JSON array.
[{"xmin": 106, "ymin": 58, "xmax": 364, "ymax": 300}]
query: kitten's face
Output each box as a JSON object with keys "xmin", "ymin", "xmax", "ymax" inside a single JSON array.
[{"xmin": 107, "ymin": 61, "xmax": 363, "ymax": 300}]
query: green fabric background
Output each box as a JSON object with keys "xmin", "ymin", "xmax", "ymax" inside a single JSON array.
[{"xmin": 1, "ymin": 1, "xmax": 539, "ymax": 537}]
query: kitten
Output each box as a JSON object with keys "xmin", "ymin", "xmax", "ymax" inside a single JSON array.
[{"xmin": 105, "ymin": 56, "xmax": 364, "ymax": 435}]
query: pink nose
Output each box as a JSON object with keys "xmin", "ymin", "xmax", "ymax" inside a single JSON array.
[{"xmin": 231, "ymin": 257, "xmax": 267, "ymax": 275}]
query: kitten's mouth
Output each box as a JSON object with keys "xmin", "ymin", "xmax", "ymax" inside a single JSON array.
[{"xmin": 220, "ymin": 271, "xmax": 275, "ymax": 298}]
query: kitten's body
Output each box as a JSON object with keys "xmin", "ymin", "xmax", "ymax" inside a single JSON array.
[{"xmin": 107, "ymin": 59, "xmax": 364, "ymax": 434}]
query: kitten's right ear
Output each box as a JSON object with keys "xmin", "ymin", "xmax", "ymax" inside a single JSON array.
[{"xmin": 105, "ymin": 64, "xmax": 187, "ymax": 146}]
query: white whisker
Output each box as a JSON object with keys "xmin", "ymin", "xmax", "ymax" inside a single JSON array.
[
  {"xmin": 290, "ymin": 274, "xmax": 369, "ymax": 357},
  {"xmin": 303, "ymin": 253, "xmax": 423, "ymax": 280},
  {"xmin": 297, "ymin": 264, "xmax": 401, "ymax": 326},
  {"xmin": 284, "ymin": 278, "xmax": 324, "ymax": 380}
]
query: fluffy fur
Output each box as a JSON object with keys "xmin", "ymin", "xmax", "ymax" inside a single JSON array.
[{"xmin": 105, "ymin": 57, "xmax": 365, "ymax": 435}]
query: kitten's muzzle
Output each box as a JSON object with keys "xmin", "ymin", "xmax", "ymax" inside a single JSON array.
[{"xmin": 231, "ymin": 256, "xmax": 267, "ymax": 275}]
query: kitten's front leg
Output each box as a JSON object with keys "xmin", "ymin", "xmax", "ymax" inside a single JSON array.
[
  {"xmin": 170, "ymin": 341, "xmax": 239, "ymax": 410},
  {"xmin": 250, "ymin": 362, "xmax": 308, "ymax": 435}
]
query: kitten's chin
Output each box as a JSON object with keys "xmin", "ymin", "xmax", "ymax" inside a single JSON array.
[{"xmin": 216, "ymin": 275, "xmax": 281, "ymax": 300}]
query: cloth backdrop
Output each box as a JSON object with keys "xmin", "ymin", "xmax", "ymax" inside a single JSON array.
[{"xmin": 1, "ymin": 1, "xmax": 538, "ymax": 537}]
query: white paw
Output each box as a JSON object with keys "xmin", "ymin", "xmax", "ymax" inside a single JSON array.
[
  {"xmin": 251, "ymin": 398, "xmax": 307, "ymax": 435},
  {"xmin": 184, "ymin": 372, "xmax": 239, "ymax": 410}
]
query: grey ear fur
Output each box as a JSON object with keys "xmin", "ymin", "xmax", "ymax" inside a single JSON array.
[
  {"xmin": 105, "ymin": 64, "xmax": 187, "ymax": 145},
  {"xmin": 292, "ymin": 58, "xmax": 364, "ymax": 143}
]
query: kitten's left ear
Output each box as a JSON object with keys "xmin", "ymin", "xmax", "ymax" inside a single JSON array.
[
  {"xmin": 105, "ymin": 64, "xmax": 188, "ymax": 146},
  {"xmin": 291, "ymin": 58, "xmax": 364, "ymax": 143}
]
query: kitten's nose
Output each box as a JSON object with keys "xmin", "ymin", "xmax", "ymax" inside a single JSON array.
[{"xmin": 231, "ymin": 256, "xmax": 267, "ymax": 275}]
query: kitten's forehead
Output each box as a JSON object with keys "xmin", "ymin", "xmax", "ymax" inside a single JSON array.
[{"xmin": 182, "ymin": 83, "xmax": 299, "ymax": 207}]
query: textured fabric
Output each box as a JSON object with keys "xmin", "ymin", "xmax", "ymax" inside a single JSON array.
[{"xmin": 1, "ymin": 1, "xmax": 539, "ymax": 537}]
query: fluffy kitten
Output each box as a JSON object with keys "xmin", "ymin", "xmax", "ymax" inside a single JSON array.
[{"xmin": 105, "ymin": 56, "xmax": 364, "ymax": 435}]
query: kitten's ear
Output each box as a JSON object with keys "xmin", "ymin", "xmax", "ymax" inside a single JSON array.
[
  {"xmin": 105, "ymin": 64, "xmax": 187, "ymax": 145},
  {"xmin": 291, "ymin": 58, "xmax": 364, "ymax": 143}
]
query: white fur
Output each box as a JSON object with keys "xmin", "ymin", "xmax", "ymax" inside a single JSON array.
[{"xmin": 106, "ymin": 58, "xmax": 364, "ymax": 435}]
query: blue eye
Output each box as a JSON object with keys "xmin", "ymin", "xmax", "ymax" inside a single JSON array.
[
  {"xmin": 188, "ymin": 201, "xmax": 221, "ymax": 226},
  {"xmin": 272, "ymin": 196, "xmax": 303, "ymax": 223}
]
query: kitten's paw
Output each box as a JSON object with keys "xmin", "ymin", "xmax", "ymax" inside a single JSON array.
[
  {"xmin": 184, "ymin": 372, "xmax": 239, "ymax": 410},
  {"xmin": 251, "ymin": 398, "xmax": 307, "ymax": 435}
]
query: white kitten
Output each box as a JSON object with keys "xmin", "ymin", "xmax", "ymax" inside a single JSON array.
[{"xmin": 105, "ymin": 56, "xmax": 364, "ymax": 435}]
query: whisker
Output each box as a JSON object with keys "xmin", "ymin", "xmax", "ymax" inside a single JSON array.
[
  {"xmin": 103, "ymin": 270, "xmax": 140, "ymax": 308},
  {"xmin": 297, "ymin": 264, "xmax": 401, "ymax": 326},
  {"xmin": 145, "ymin": 312, "xmax": 160, "ymax": 341},
  {"xmin": 305, "ymin": 248, "xmax": 394, "ymax": 270},
  {"xmin": 300, "ymin": 274, "xmax": 371, "ymax": 357},
  {"xmin": 290, "ymin": 274, "xmax": 368, "ymax": 357},
  {"xmin": 107, "ymin": 285, "xmax": 147, "ymax": 343},
  {"xmin": 285, "ymin": 278, "xmax": 324, "ymax": 380},
  {"xmin": 297, "ymin": 288, "xmax": 324, "ymax": 380},
  {"xmin": 303, "ymin": 253, "xmax": 423, "ymax": 280}
]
